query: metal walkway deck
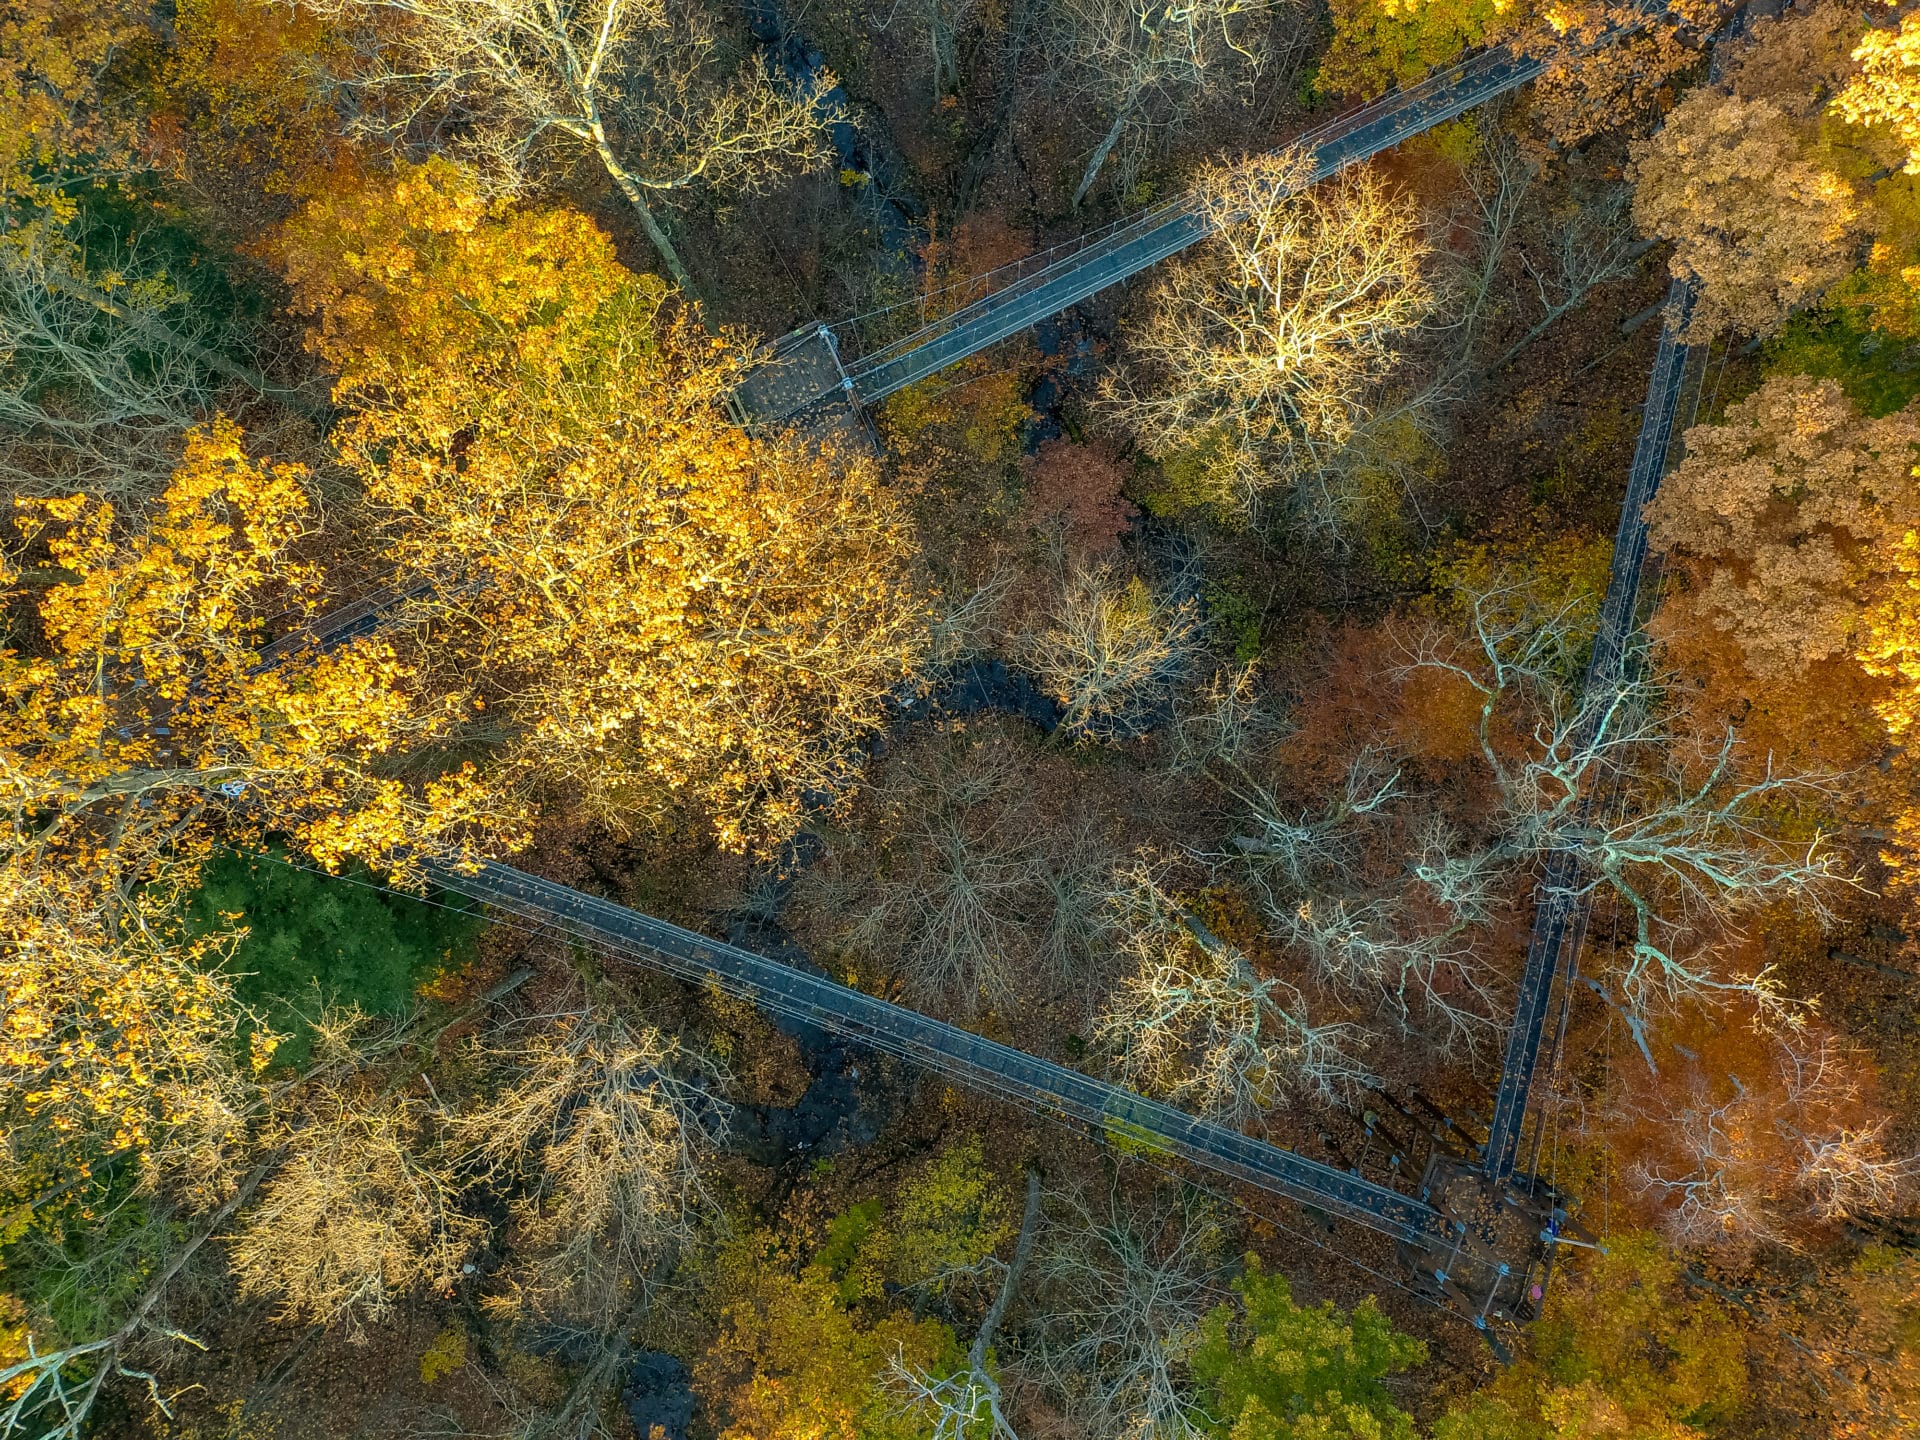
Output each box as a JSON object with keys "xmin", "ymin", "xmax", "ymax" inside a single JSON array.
[
  {"xmin": 1480, "ymin": 279, "xmax": 1699, "ymax": 1182},
  {"xmin": 427, "ymin": 857, "xmax": 1460, "ymax": 1246}
]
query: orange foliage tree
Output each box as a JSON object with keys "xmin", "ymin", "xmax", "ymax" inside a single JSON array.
[
  {"xmin": 1021, "ymin": 440, "xmax": 1137, "ymax": 558},
  {"xmin": 276, "ymin": 161, "xmax": 930, "ymax": 850},
  {"xmin": 1645, "ymin": 374, "xmax": 1920, "ymax": 772},
  {"xmin": 150, "ymin": 0, "xmax": 349, "ymax": 205},
  {"xmin": 1608, "ymin": 1003, "xmax": 1915, "ymax": 1253}
]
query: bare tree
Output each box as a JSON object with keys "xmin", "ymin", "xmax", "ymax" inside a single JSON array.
[
  {"xmin": 1401, "ymin": 587, "xmax": 1846, "ymax": 1019},
  {"xmin": 1056, "ymin": 0, "xmax": 1282, "ymax": 208},
  {"xmin": 1026, "ymin": 1179, "xmax": 1231, "ymax": 1440},
  {"xmin": 1099, "ymin": 151, "xmax": 1434, "ymax": 511},
  {"xmin": 1176, "ymin": 582, "xmax": 1838, "ymax": 1053},
  {"xmin": 802, "ymin": 724, "xmax": 1119, "ymax": 1016},
  {"xmin": 903, "ymin": 0, "xmax": 982, "ymax": 105},
  {"xmin": 1433, "ymin": 124, "xmax": 1640, "ymax": 378},
  {"xmin": 1018, "ymin": 563, "xmax": 1203, "ymax": 740},
  {"xmin": 1433, "ymin": 119, "xmax": 1535, "ymax": 362},
  {"xmin": 1482, "ymin": 180, "xmax": 1640, "ymax": 377},
  {"xmin": 1164, "ymin": 661, "xmax": 1269, "ymax": 777},
  {"xmin": 1628, "ymin": 1081, "xmax": 1785, "ymax": 1249},
  {"xmin": 1, "ymin": 1158, "xmax": 279, "ymax": 1440},
  {"xmin": 0, "ymin": 213, "xmax": 322, "ymax": 501},
  {"xmin": 1213, "ymin": 751, "xmax": 1506, "ymax": 1054},
  {"xmin": 1095, "ymin": 860, "xmax": 1373, "ymax": 1126},
  {"xmin": 450, "ymin": 1009, "xmax": 724, "ymax": 1328},
  {"xmin": 226, "ymin": 1089, "xmax": 483, "ymax": 1334},
  {"xmin": 310, "ymin": 0, "xmax": 829, "ymax": 295},
  {"xmin": 1625, "ymin": 1031, "xmax": 1918, "ymax": 1252},
  {"xmin": 1783, "ymin": 1036, "xmax": 1920, "ymax": 1224},
  {"xmin": 0, "ymin": 224, "xmax": 212, "ymax": 501}
]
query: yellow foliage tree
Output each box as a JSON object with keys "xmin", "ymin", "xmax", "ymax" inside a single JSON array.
[
  {"xmin": 152, "ymin": 0, "xmax": 348, "ymax": 202},
  {"xmin": 0, "ymin": 0, "xmax": 151, "ymax": 199},
  {"xmin": 1646, "ymin": 375, "xmax": 1920, "ymax": 682},
  {"xmin": 1858, "ymin": 526, "xmax": 1920, "ymax": 897},
  {"xmin": 696, "ymin": 1225, "xmax": 960, "ymax": 1440},
  {"xmin": 1433, "ymin": 1234, "xmax": 1748, "ymax": 1440},
  {"xmin": 276, "ymin": 161, "xmax": 930, "ymax": 850},
  {"xmin": 0, "ymin": 864, "xmax": 267, "ymax": 1211},
  {"xmin": 1834, "ymin": 12, "xmax": 1920, "ymax": 176},
  {"xmin": 0, "ymin": 417, "xmax": 517, "ymax": 884},
  {"xmin": 1631, "ymin": 92, "xmax": 1869, "ymax": 339},
  {"xmin": 1, "ymin": 416, "xmax": 521, "ymax": 1224},
  {"xmin": 1321, "ymin": 0, "xmax": 1728, "ymax": 145}
]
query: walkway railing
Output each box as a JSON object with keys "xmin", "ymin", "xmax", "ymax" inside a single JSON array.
[{"xmin": 747, "ymin": 45, "xmax": 1545, "ymax": 423}]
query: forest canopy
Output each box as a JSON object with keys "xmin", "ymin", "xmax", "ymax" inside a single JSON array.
[{"xmin": 3, "ymin": 1, "xmax": 1919, "ymax": 1438}]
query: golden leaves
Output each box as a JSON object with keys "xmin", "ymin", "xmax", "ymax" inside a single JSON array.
[
  {"xmin": 1647, "ymin": 375, "xmax": 1920, "ymax": 682},
  {"xmin": 1834, "ymin": 13, "xmax": 1920, "ymax": 175},
  {"xmin": 275, "ymin": 164, "xmax": 927, "ymax": 851},
  {"xmin": 0, "ymin": 864, "xmax": 261, "ymax": 1208},
  {"xmin": 0, "ymin": 0, "xmax": 151, "ymax": 199},
  {"xmin": 1631, "ymin": 93, "xmax": 1868, "ymax": 339}
]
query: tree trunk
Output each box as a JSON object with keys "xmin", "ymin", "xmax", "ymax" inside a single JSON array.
[
  {"xmin": 1073, "ymin": 93, "xmax": 1138, "ymax": 210},
  {"xmin": 590, "ymin": 135, "xmax": 704, "ymax": 304},
  {"xmin": 969, "ymin": 1166, "xmax": 1043, "ymax": 1372}
]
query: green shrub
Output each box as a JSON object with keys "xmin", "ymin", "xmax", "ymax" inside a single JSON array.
[
  {"xmin": 184, "ymin": 849, "xmax": 484, "ymax": 1065},
  {"xmin": 1765, "ymin": 306, "xmax": 1920, "ymax": 419}
]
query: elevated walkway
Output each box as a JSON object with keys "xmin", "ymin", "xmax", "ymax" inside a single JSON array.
[
  {"xmin": 740, "ymin": 45, "xmax": 1545, "ymax": 427},
  {"xmin": 428, "ymin": 857, "xmax": 1576, "ymax": 1334},
  {"xmin": 1481, "ymin": 280, "xmax": 1700, "ymax": 1182}
]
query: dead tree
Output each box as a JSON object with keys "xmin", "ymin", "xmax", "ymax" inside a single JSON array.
[
  {"xmin": 1018, "ymin": 563, "xmax": 1203, "ymax": 741},
  {"xmin": 1401, "ymin": 585, "xmax": 1845, "ymax": 1020},
  {"xmin": 1026, "ymin": 1178, "xmax": 1231, "ymax": 1440},
  {"xmin": 449, "ymin": 1009, "xmax": 724, "ymax": 1328},
  {"xmin": 891, "ymin": 1168, "xmax": 1045, "ymax": 1440},
  {"xmin": 1096, "ymin": 860, "xmax": 1374, "ymax": 1126}
]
